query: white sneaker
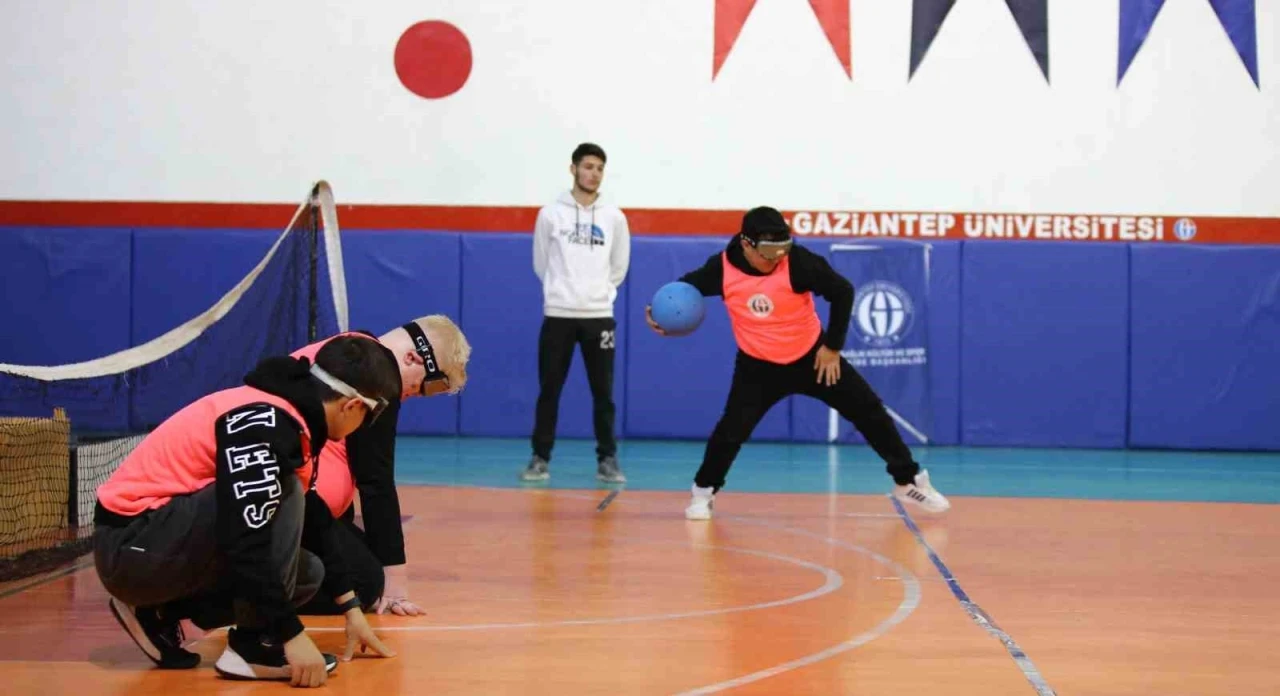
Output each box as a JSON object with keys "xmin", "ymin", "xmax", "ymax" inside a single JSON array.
[
  {"xmin": 685, "ymin": 485, "xmax": 715, "ymax": 520},
  {"xmin": 214, "ymin": 627, "xmax": 337, "ymax": 681},
  {"xmin": 893, "ymin": 470, "xmax": 951, "ymax": 514}
]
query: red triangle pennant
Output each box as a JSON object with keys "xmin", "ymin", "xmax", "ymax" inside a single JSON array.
[
  {"xmin": 714, "ymin": 0, "xmax": 759, "ymax": 79},
  {"xmin": 714, "ymin": 0, "xmax": 852, "ymax": 79},
  {"xmin": 810, "ymin": 0, "xmax": 852, "ymax": 78}
]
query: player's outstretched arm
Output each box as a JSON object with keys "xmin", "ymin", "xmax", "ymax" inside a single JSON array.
[{"xmin": 646, "ymin": 253, "xmax": 724, "ymax": 336}]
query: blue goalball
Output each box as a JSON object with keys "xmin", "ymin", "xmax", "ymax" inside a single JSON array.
[{"xmin": 650, "ymin": 281, "xmax": 705, "ymax": 336}]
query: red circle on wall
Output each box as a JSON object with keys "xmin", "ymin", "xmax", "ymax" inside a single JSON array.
[{"xmin": 394, "ymin": 21, "xmax": 472, "ymax": 99}]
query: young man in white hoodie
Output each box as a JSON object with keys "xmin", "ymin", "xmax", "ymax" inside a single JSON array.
[{"xmin": 523, "ymin": 143, "xmax": 630, "ymax": 484}]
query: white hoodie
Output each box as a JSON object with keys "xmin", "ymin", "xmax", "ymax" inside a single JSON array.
[{"xmin": 532, "ymin": 191, "xmax": 631, "ymax": 318}]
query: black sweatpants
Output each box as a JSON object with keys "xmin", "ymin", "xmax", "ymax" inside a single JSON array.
[
  {"xmin": 694, "ymin": 342, "xmax": 921, "ymax": 491},
  {"xmin": 93, "ymin": 476, "xmax": 323, "ymax": 634},
  {"xmin": 297, "ymin": 514, "xmax": 385, "ymax": 615},
  {"xmin": 532, "ymin": 316, "xmax": 617, "ymax": 461}
]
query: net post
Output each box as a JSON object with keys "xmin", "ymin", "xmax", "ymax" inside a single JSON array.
[
  {"xmin": 64, "ymin": 415, "xmax": 79, "ymax": 532},
  {"xmin": 308, "ymin": 185, "xmax": 320, "ymax": 342}
]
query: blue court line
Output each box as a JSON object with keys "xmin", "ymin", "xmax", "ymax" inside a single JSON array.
[{"xmin": 891, "ymin": 497, "xmax": 1058, "ymax": 696}]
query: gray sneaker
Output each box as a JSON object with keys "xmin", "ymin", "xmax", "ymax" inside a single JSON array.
[
  {"xmin": 521, "ymin": 456, "xmax": 550, "ymax": 482},
  {"xmin": 596, "ymin": 456, "xmax": 626, "ymax": 484}
]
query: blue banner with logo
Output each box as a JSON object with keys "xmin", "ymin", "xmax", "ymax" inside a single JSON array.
[{"xmin": 828, "ymin": 243, "xmax": 932, "ymax": 444}]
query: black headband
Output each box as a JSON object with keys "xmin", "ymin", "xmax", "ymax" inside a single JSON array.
[{"xmin": 402, "ymin": 323, "xmax": 448, "ymax": 385}]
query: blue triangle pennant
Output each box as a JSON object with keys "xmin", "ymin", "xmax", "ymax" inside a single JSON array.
[
  {"xmin": 910, "ymin": 0, "xmax": 1048, "ymax": 82},
  {"xmin": 1119, "ymin": 0, "xmax": 1258, "ymax": 87},
  {"xmin": 1118, "ymin": 0, "xmax": 1166, "ymax": 85},
  {"xmin": 1006, "ymin": 0, "xmax": 1050, "ymax": 81},
  {"xmin": 909, "ymin": 0, "xmax": 956, "ymax": 79},
  {"xmin": 1207, "ymin": 0, "xmax": 1258, "ymax": 87}
]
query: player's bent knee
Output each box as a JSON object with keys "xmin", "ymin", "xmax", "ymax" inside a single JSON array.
[{"xmin": 290, "ymin": 551, "xmax": 325, "ymax": 607}]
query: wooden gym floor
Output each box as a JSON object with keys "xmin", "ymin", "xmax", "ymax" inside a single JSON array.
[{"xmin": 1, "ymin": 437, "xmax": 1278, "ymax": 694}]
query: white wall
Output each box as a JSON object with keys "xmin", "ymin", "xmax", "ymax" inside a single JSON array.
[{"xmin": 1, "ymin": 0, "xmax": 1276, "ymax": 216}]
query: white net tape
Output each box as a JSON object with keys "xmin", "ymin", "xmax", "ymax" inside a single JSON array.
[{"xmin": 0, "ymin": 181, "xmax": 349, "ymax": 381}]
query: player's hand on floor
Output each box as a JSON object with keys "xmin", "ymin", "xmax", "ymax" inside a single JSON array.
[
  {"xmin": 375, "ymin": 564, "xmax": 424, "ymax": 616},
  {"xmin": 284, "ymin": 632, "xmax": 330, "ymax": 688},
  {"xmin": 814, "ymin": 346, "xmax": 841, "ymax": 386},
  {"xmin": 342, "ymin": 608, "xmax": 396, "ymax": 662},
  {"xmin": 644, "ymin": 306, "xmax": 668, "ymax": 336},
  {"xmin": 373, "ymin": 595, "xmax": 425, "ymax": 616}
]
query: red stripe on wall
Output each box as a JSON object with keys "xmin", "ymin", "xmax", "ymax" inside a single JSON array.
[
  {"xmin": 0, "ymin": 201, "xmax": 748, "ymax": 234},
  {"xmin": 1, "ymin": 200, "xmax": 1278, "ymax": 244},
  {"xmin": 0, "ymin": 201, "xmax": 299, "ymax": 229}
]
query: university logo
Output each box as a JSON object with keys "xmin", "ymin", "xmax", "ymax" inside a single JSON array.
[
  {"xmin": 1174, "ymin": 218, "xmax": 1198, "ymax": 241},
  {"xmin": 853, "ymin": 281, "xmax": 915, "ymax": 347},
  {"xmin": 747, "ymin": 293, "xmax": 774, "ymax": 318}
]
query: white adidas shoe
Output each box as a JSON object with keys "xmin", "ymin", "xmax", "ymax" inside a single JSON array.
[
  {"xmin": 685, "ymin": 485, "xmax": 715, "ymax": 520},
  {"xmin": 893, "ymin": 470, "xmax": 951, "ymax": 514}
]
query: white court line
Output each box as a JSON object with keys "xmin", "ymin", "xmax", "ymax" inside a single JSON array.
[
  {"xmin": 304, "ymin": 484, "xmax": 921, "ymax": 693},
  {"xmin": 306, "ymin": 543, "xmax": 843, "ymax": 633},
  {"xmin": 675, "ymin": 515, "xmax": 922, "ymax": 695},
  {"xmin": 559, "ymin": 488, "xmax": 924, "ymax": 693},
  {"xmin": 407, "ymin": 480, "xmax": 599, "ymax": 497}
]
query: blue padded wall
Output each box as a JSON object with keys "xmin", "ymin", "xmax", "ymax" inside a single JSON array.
[
  {"xmin": 926, "ymin": 242, "xmax": 962, "ymax": 445},
  {"xmin": 457, "ymin": 234, "xmax": 629, "ymax": 447},
  {"xmin": 1129, "ymin": 245, "xmax": 1280, "ymax": 450},
  {"xmin": 129, "ymin": 229, "xmax": 303, "ymax": 430},
  {"xmin": 130, "ymin": 229, "xmax": 276, "ymax": 345},
  {"xmin": 0, "ymin": 227, "xmax": 133, "ymax": 365},
  {"xmin": 0, "ymin": 227, "xmax": 133, "ymax": 430},
  {"xmin": 623, "ymin": 237, "xmax": 791, "ymax": 441},
  {"xmin": 343, "ymin": 231, "xmax": 462, "ymax": 436},
  {"xmin": 7, "ymin": 223, "xmax": 1280, "ymax": 452},
  {"xmin": 960, "ymin": 242, "xmax": 1129, "ymax": 448}
]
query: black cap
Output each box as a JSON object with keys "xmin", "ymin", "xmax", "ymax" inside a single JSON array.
[{"xmin": 740, "ymin": 206, "xmax": 791, "ymax": 243}]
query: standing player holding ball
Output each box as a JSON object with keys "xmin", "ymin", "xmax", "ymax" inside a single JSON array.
[{"xmin": 645, "ymin": 206, "xmax": 950, "ymax": 520}]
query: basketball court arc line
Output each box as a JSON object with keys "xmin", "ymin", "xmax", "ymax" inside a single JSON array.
[
  {"xmin": 303, "ymin": 542, "xmax": 845, "ymax": 633},
  {"xmin": 676, "ymin": 515, "xmax": 923, "ymax": 695}
]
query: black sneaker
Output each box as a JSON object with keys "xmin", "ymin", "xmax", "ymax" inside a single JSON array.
[
  {"xmin": 520, "ymin": 456, "xmax": 550, "ymax": 482},
  {"xmin": 214, "ymin": 627, "xmax": 338, "ymax": 681},
  {"xmin": 596, "ymin": 456, "xmax": 626, "ymax": 484},
  {"xmin": 108, "ymin": 596, "xmax": 201, "ymax": 669}
]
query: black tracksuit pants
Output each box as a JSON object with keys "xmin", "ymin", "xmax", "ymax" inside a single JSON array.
[
  {"xmin": 297, "ymin": 511, "xmax": 385, "ymax": 615},
  {"xmin": 93, "ymin": 476, "xmax": 322, "ymax": 634},
  {"xmin": 532, "ymin": 316, "xmax": 617, "ymax": 461},
  {"xmin": 694, "ymin": 341, "xmax": 921, "ymax": 491}
]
